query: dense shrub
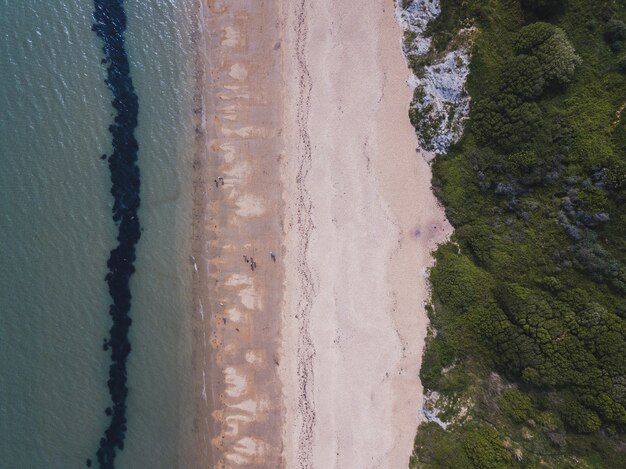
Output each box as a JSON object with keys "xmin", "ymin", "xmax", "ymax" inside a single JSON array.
[
  {"xmin": 498, "ymin": 388, "xmax": 535, "ymax": 423},
  {"xmin": 562, "ymin": 400, "xmax": 602, "ymax": 433},
  {"xmin": 412, "ymin": 0, "xmax": 626, "ymax": 466},
  {"xmin": 463, "ymin": 425, "xmax": 511, "ymax": 468},
  {"xmin": 514, "ymin": 22, "xmax": 559, "ymax": 54},
  {"xmin": 515, "ymin": 23, "xmax": 581, "ymax": 85},
  {"xmin": 521, "ymin": 0, "xmax": 564, "ymax": 18},
  {"xmin": 500, "ymin": 55, "xmax": 546, "ymax": 100},
  {"xmin": 604, "ymin": 19, "xmax": 626, "ymax": 45},
  {"xmin": 605, "ymin": 19, "xmax": 625, "ymax": 51},
  {"xmin": 473, "ymin": 98, "xmax": 543, "ymax": 151}
]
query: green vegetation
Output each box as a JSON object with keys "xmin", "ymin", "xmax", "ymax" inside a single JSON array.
[{"xmin": 409, "ymin": 1, "xmax": 626, "ymax": 467}]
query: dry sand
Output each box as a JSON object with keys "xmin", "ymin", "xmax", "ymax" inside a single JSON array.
[
  {"xmin": 279, "ymin": 0, "xmax": 452, "ymax": 468},
  {"xmin": 193, "ymin": 0, "xmax": 451, "ymax": 467}
]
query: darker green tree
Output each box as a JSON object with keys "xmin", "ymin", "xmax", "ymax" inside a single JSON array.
[
  {"xmin": 618, "ymin": 54, "xmax": 626, "ymax": 73},
  {"xmin": 521, "ymin": 0, "xmax": 564, "ymax": 18},
  {"xmin": 500, "ymin": 54, "xmax": 546, "ymax": 100},
  {"xmin": 562, "ymin": 399, "xmax": 601, "ymax": 433},
  {"xmin": 604, "ymin": 19, "xmax": 626, "ymax": 51},
  {"xmin": 515, "ymin": 22, "xmax": 581, "ymax": 86}
]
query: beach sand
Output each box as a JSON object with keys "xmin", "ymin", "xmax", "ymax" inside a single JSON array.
[
  {"xmin": 193, "ymin": 0, "xmax": 451, "ymax": 467},
  {"xmin": 191, "ymin": 0, "xmax": 285, "ymax": 467},
  {"xmin": 279, "ymin": 0, "xmax": 452, "ymax": 468}
]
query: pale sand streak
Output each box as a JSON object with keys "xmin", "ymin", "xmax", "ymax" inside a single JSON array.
[{"xmin": 280, "ymin": 1, "xmax": 452, "ymax": 469}]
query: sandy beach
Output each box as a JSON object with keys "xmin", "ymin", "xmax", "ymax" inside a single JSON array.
[
  {"xmin": 280, "ymin": 0, "xmax": 451, "ymax": 467},
  {"xmin": 193, "ymin": 0, "xmax": 451, "ymax": 467},
  {"xmin": 191, "ymin": 0, "xmax": 285, "ymax": 467}
]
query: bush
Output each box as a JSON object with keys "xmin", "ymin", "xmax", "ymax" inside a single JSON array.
[
  {"xmin": 535, "ymin": 29, "xmax": 581, "ymax": 84},
  {"xmin": 500, "ymin": 55, "xmax": 546, "ymax": 100},
  {"xmin": 464, "ymin": 425, "xmax": 511, "ymax": 468},
  {"xmin": 604, "ymin": 19, "xmax": 626, "ymax": 45},
  {"xmin": 521, "ymin": 0, "xmax": 563, "ymax": 18},
  {"xmin": 507, "ymin": 149, "xmax": 538, "ymax": 173},
  {"xmin": 515, "ymin": 23, "xmax": 581, "ymax": 86},
  {"xmin": 473, "ymin": 98, "xmax": 544, "ymax": 152},
  {"xmin": 562, "ymin": 400, "xmax": 601, "ymax": 433},
  {"xmin": 498, "ymin": 388, "xmax": 535, "ymax": 423},
  {"xmin": 618, "ymin": 55, "xmax": 626, "ymax": 73},
  {"xmin": 514, "ymin": 22, "xmax": 558, "ymax": 55}
]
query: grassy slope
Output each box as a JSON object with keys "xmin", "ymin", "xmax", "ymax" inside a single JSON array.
[{"xmin": 410, "ymin": 1, "xmax": 626, "ymax": 467}]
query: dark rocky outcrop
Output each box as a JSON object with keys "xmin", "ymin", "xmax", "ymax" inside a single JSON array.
[{"xmin": 91, "ymin": 1, "xmax": 140, "ymax": 467}]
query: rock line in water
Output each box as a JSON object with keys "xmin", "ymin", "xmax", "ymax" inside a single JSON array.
[{"xmin": 90, "ymin": 0, "xmax": 140, "ymax": 467}]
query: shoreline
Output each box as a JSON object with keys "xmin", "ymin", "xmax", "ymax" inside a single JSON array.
[
  {"xmin": 192, "ymin": 0, "xmax": 452, "ymax": 466},
  {"xmin": 191, "ymin": 0, "xmax": 286, "ymax": 466}
]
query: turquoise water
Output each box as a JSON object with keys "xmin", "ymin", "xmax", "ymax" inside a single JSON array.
[{"xmin": 0, "ymin": 1, "xmax": 196, "ymax": 466}]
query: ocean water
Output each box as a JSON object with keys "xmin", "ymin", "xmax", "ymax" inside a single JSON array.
[{"xmin": 0, "ymin": 0, "xmax": 197, "ymax": 467}]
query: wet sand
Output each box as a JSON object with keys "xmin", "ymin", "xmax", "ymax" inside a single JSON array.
[
  {"xmin": 191, "ymin": 0, "xmax": 285, "ymax": 467},
  {"xmin": 192, "ymin": 0, "xmax": 451, "ymax": 467}
]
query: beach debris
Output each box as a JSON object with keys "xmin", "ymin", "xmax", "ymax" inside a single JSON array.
[
  {"xmin": 214, "ymin": 179, "xmax": 219, "ymax": 187},
  {"xmin": 190, "ymin": 255, "xmax": 198, "ymax": 272},
  {"xmin": 219, "ymin": 302, "xmax": 224, "ymax": 307},
  {"xmin": 243, "ymin": 255, "xmax": 249, "ymax": 263},
  {"xmin": 218, "ymin": 176, "xmax": 224, "ymax": 185},
  {"xmin": 250, "ymin": 258, "xmax": 257, "ymax": 271},
  {"xmin": 270, "ymin": 251, "xmax": 276, "ymax": 262}
]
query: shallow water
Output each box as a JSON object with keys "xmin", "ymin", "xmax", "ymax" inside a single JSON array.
[{"xmin": 0, "ymin": 1, "xmax": 196, "ymax": 466}]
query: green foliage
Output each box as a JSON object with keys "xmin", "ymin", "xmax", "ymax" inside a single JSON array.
[
  {"xmin": 514, "ymin": 22, "xmax": 560, "ymax": 54},
  {"xmin": 498, "ymin": 388, "xmax": 535, "ymax": 423},
  {"xmin": 473, "ymin": 97, "xmax": 544, "ymax": 152},
  {"xmin": 604, "ymin": 19, "xmax": 626, "ymax": 44},
  {"xmin": 515, "ymin": 23, "xmax": 582, "ymax": 86},
  {"xmin": 576, "ymin": 185, "xmax": 609, "ymax": 212},
  {"xmin": 618, "ymin": 54, "xmax": 626, "ymax": 73},
  {"xmin": 411, "ymin": 0, "xmax": 626, "ymax": 467},
  {"xmin": 563, "ymin": 399, "xmax": 602, "ymax": 433},
  {"xmin": 463, "ymin": 425, "xmax": 511, "ymax": 468},
  {"xmin": 430, "ymin": 247, "xmax": 494, "ymax": 313},
  {"xmin": 507, "ymin": 149, "xmax": 538, "ymax": 173},
  {"xmin": 500, "ymin": 54, "xmax": 546, "ymax": 100},
  {"xmin": 535, "ymin": 30, "xmax": 582, "ymax": 84},
  {"xmin": 521, "ymin": 0, "xmax": 564, "ymax": 18}
]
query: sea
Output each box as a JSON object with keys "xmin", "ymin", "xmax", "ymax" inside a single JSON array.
[{"xmin": 0, "ymin": 0, "xmax": 197, "ymax": 467}]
